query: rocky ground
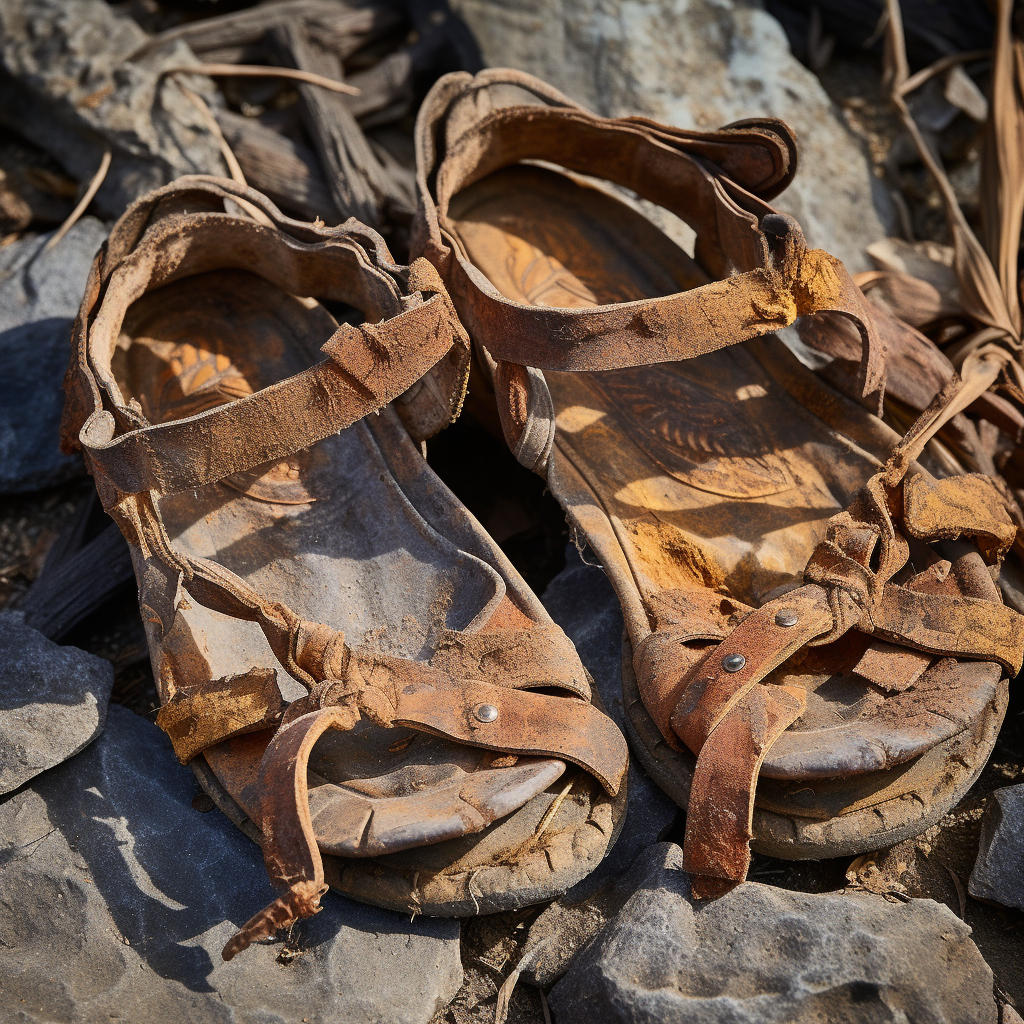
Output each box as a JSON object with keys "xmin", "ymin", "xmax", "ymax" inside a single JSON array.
[{"xmin": 1, "ymin": 1, "xmax": 1022, "ymax": 1022}]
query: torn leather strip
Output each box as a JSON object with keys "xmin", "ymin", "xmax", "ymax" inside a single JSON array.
[
  {"xmin": 682, "ymin": 682, "xmax": 806, "ymax": 897},
  {"xmin": 902, "ymin": 473, "xmax": 1017, "ymax": 562},
  {"xmin": 156, "ymin": 667, "xmax": 284, "ymax": 763},
  {"xmin": 222, "ymin": 707, "xmax": 352, "ymax": 961}
]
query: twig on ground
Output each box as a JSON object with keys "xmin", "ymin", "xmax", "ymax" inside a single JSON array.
[
  {"xmin": 45, "ymin": 147, "xmax": 111, "ymax": 251},
  {"xmin": 163, "ymin": 64, "xmax": 360, "ymax": 96}
]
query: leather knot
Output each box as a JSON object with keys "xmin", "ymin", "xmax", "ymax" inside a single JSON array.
[
  {"xmin": 293, "ymin": 622, "xmax": 350, "ymax": 682},
  {"xmin": 804, "ymin": 465, "xmax": 1020, "ymax": 658}
]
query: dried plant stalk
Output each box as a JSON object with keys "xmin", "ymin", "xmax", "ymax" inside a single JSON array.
[
  {"xmin": 885, "ymin": 0, "xmax": 1021, "ymax": 363},
  {"xmin": 163, "ymin": 64, "xmax": 360, "ymax": 96}
]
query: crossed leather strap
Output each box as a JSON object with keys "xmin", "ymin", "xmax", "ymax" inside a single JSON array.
[
  {"xmin": 63, "ymin": 177, "xmax": 628, "ymax": 960},
  {"xmin": 664, "ymin": 352, "xmax": 1024, "ymax": 897}
]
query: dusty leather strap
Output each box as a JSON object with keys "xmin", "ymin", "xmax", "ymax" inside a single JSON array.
[
  {"xmin": 802, "ymin": 486, "xmax": 1022, "ymax": 672},
  {"xmin": 162, "ymin": 556, "xmax": 626, "ymax": 788},
  {"xmin": 100, "ymin": 175, "xmax": 404, "ymax": 277},
  {"xmin": 312, "ymin": 649, "xmax": 627, "ymax": 794},
  {"xmin": 417, "ymin": 67, "xmax": 797, "ymax": 204},
  {"xmin": 803, "ymin": 517, "xmax": 1024, "ymax": 672},
  {"xmin": 62, "ymin": 178, "xmax": 409, "ymax": 451},
  {"xmin": 413, "ymin": 71, "xmax": 800, "ymax": 320},
  {"xmin": 430, "ymin": 625, "xmax": 590, "ymax": 698},
  {"xmin": 449, "ymin": 248, "xmax": 863, "ymax": 372},
  {"xmin": 79, "ymin": 294, "xmax": 459, "ymax": 497},
  {"xmin": 223, "ymin": 707, "xmax": 349, "ymax": 962},
  {"xmin": 156, "ymin": 668, "xmax": 283, "ymax": 763},
  {"xmin": 868, "ymin": 585, "xmax": 1024, "ymax": 674},
  {"xmin": 63, "ymin": 176, "xmax": 471, "ymax": 472},
  {"xmin": 682, "ymin": 682, "xmax": 805, "ymax": 896},
  {"xmin": 612, "ymin": 114, "xmax": 797, "ymax": 198},
  {"xmin": 632, "ymin": 629, "xmax": 727, "ymax": 750},
  {"xmin": 803, "ymin": 362, "xmax": 1017, "ymax": 622},
  {"xmin": 430, "ymin": 108, "xmax": 880, "ymax": 386},
  {"xmin": 903, "ymin": 474, "xmax": 1018, "ymax": 562},
  {"xmin": 669, "ymin": 586, "xmax": 833, "ymax": 754},
  {"xmin": 667, "ymin": 589, "xmax": 828, "ymax": 892},
  {"xmin": 388, "ymin": 676, "xmax": 627, "ymax": 795}
]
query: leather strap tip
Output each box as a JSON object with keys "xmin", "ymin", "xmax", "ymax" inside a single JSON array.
[
  {"xmin": 600, "ymin": 756, "xmax": 628, "ymax": 799},
  {"xmin": 689, "ymin": 874, "xmax": 741, "ymax": 901},
  {"xmin": 221, "ymin": 883, "xmax": 327, "ymax": 961}
]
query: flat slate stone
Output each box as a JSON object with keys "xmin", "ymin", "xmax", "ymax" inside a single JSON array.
[
  {"xmin": 550, "ymin": 843, "xmax": 998, "ymax": 1024},
  {"xmin": 0, "ymin": 217, "xmax": 108, "ymax": 491},
  {"xmin": 0, "ymin": 703, "xmax": 463, "ymax": 1023},
  {"xmin": 542, "ymin": 547, "xmax": 678, "ymax": 899},
  {"xmin": 969, "ymin": 783, "xmax": 1024, "ymax": 912},
  {"xmin": 0, "ymin": 610, "xmax": 113, "ymax": 794}
]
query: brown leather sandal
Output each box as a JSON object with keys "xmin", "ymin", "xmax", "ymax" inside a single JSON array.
[
  {"xmin": 61, "ymin": 176, "xmax": 628, "ymax": 957},
  {"xmin": 412, "ymin": 69, "xmax": 1024, "ymax": 897}
]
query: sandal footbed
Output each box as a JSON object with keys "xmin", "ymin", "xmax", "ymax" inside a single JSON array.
[{"xmin": 193, "ymin": 754, "xmax": 627, "ymax": 916}]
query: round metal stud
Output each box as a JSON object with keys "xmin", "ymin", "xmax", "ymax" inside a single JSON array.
[
  {"xmin": 722, "ymin": 653, "xmax": 746, "ymax": 673},
  {"xmin": 474, "ymin": 703, "xmax": 499, "ymax": 723},
  {"xmin": 775, "ymin": 610, "xmax": 799, "ymax": 628}
]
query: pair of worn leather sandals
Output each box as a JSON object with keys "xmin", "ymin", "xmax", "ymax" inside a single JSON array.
[{"xmin": 62, "ymin": 69, "xmax": 1024, "ymax": 958}]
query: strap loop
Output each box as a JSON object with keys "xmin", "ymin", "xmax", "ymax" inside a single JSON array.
[{"xmin": 80, "ymin": 294, "xmax": 460, "ymax": 498}]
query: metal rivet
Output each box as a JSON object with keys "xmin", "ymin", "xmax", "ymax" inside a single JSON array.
[
  {"xmin": 775, "ymin": 610, "xmax": 799, "ymax": 628},
  {"xmin": 722, "ymin": 653, "xmax": 746, "ymax": 673},
  {"xmin": 474, "ymin": 703, "xmax": 499, "ymax": 723}
]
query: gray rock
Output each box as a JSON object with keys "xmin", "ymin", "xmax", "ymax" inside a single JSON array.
[
  {"xmin": 970, "ymin": 784, "xmax": 1024, "ymax": 913},
  {"xmin": 449, "ymin": 0, "xmax": 894, "ymax": 271},
  {"xmin": 542, "ymin": 547, "xmax": 677, "ymax": 899},
  {"xmin": 516, "ymin": 845, "xmax": 656, "ymax": 988},
  {"xmin": 0, "ymin": 216, "xmax": 108, "ymax": 490},
  {"xmin": 0, "ymin": 703, "xmax": 463, "ymax": 1023},
  {"xmin": 549, "ymin": 843, "xmax": 998, "ymax": 1024},
  {"xmin": 517, "ymin": 548, "xmax": 678, "ymax": 987},
  {"xmin": 0, "ymin": 0, "xmax": 225, "ymax": 218},
  {"xmin": 0, "ymin": 610, "xmax": 113, "ymax": 794}
]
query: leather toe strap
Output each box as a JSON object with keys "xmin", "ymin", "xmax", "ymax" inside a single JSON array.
[
  {"xmin": 683, "ymin": 682, "xmax": 805, "ymax": 897},
  {"xmin": 669, "ymin": 587, "xmax": 827, "ymax": 892},
  {"xmin": 223, "ymin": 707, "xmax": 353, "ymax": 961},
  {"xmin": 221, "ymin": 659, "xmax": 629, "ymax": 960}
]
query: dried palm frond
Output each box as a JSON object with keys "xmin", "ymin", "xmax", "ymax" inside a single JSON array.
[{"xmin": 884, "ymin": 0, "xmax": 1024, "ymax": 381}]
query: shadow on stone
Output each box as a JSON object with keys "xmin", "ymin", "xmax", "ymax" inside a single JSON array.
[{"xmin": 0, "ymin": 704, "xmax": 462, "ymax": 1022}]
